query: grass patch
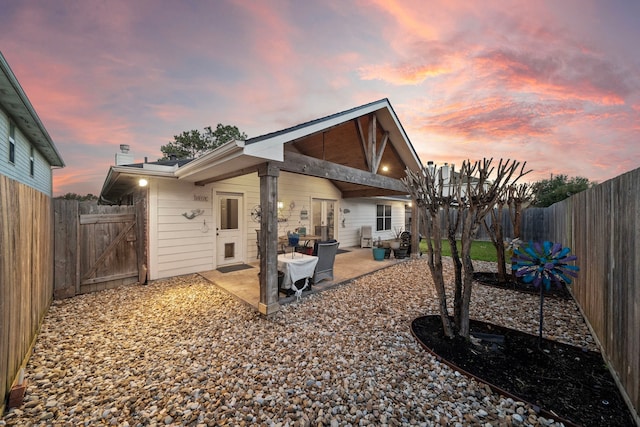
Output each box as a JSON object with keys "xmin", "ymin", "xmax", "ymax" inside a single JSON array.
[{"xmin": 419, "ymin": 239, "xmax": 497, "ymax": 262}]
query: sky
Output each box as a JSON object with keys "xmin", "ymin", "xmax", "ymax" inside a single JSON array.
[{"xmin": 1, "ymin": 0, "xmax": 639, "ymax": 196}]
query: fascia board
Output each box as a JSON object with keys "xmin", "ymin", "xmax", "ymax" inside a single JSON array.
[{"xmin": 175, "ymin": 140, "xmax": 244, "ymax": 178}]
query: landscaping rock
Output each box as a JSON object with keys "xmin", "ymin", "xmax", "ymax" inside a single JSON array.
[{"xmin": 1, "ymin": 258, "xmax": 595, "ymax": 426}]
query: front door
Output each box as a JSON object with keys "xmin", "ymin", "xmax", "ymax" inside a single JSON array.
[
  {"xmin": 216, "ymin": 192, "xmax": 243, "ymax": 266},
  {"xmin": 311, "ymin": 198, "xmax": 336, "ymax": 241}
]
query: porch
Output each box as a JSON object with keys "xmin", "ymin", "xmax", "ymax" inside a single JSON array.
[{"xmin": 199, "ymin": 247, "xmax": 408, "ymax": 310}]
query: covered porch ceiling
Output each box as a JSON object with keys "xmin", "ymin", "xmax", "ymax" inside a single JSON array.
[{"xmin": 178, "ymin": 98, "xmax": 422, "ymax": 198}]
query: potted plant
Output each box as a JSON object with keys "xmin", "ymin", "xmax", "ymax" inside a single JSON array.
[
  {"xmin": 372, "ymin": 238, "xmax": 386, "ymax": 261},
  {"xmin": 388, "ymin": 227, "xmax": 403, "ymax": 250},
  {"xmin": 287, "ymin": 230, "xmax": 299, "ymax": 247}
]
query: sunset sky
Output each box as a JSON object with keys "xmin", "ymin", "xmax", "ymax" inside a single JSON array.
[{"xmin": 2, "ymin": 0, "xmax": 639, "ymax": 196}]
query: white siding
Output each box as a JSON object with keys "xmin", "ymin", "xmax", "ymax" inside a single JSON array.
[
  {"xmin": 147, "ymin": 169, "xmax": 407, "ymax": 280},
  {"xmin": 339, "ymin": 198, "xmax": 408, "ymax": 248},
  {"xmin": 149, "ymin": 179, "xmax": 215, "ymax": 279},
  {"xmin": 275, "ymin": 171, "xmax": 342, "ymax": 240},
  {"xmin": 0, "ymin": 108, "xmax": 53, "ymax": 195}
]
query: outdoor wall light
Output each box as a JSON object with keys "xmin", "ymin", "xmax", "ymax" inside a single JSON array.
[
  {"xmin": 277, "ymin": 201, "xmax": 284, "ymax": 209},
  {"xmin": 382, "ymin": 165, "xmax": 389, "ymax": 172},
  {"xmin": 138, "ymin": 178, "xmax": 148, "ymax": 187}
]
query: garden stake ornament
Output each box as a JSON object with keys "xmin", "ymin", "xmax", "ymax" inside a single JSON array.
[{"xmin": 512, "ymin": 241, "xmax": 579, "ymax": 346}]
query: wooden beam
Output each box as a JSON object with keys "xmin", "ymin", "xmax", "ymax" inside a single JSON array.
[
  {"xmin": 277, "ymin": 151, "xmax": 406, "ymax": 192},
  {"xmin": 354, "ymin": 118, "xmax": 370, "ymax": 170},
  {"xmin": 258, "ymin": 163, "xmax": 281, "ymax": 315},
  {"xmin": 342, "ymin": 188, "xmax": 409, "ymax": 199},
  {"xmin": 368, "ymin": 113, "xmax": 376, "ymax": 173},
  {"xmin": 372, "ymin": 131, "xmax": 389, "ymax": 174},
  {"xmin": 194, "ymin": 165, "xmax": 261, "ymax": 186}
]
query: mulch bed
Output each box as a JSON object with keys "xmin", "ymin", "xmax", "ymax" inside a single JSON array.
[
  {"xmin": 411, "ymin": 316, "xmax": 636, "ymax": 427},
  {"xmin": 473, "ymin": 271, "xmax": 573, "ymax": 299}
]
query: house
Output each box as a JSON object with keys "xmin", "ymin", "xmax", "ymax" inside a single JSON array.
[
  {"xmin": 99, "ymin": 98, "xmax": 422, "ymax": 314},
  {"xmin": 0, "ymin": 51, "xmax": 65, "ymax": 412}
]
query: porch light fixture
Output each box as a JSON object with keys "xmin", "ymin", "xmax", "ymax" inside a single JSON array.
[
  {"xmin": 382, "ymin": 165, "xmax": 389, "ymax": 172},
  {"xmin": 277, "ymin": 201, "xmax": 284, "ymax": 209},
  {"xmin": 138, "ymin": 178, "xmax": 148, "ymax": 187}
]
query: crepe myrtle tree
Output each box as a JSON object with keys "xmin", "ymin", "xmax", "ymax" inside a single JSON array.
[
  {"xmin": 404, "ymin": 163, "xmax": 462, "ymax": 337},
  {"xmin": 404, "ymin": 158, "xmax": 531, "ymax": 339},
  {"xmin": 482, "ymin": 183, "xmax": 533, "ymax": 282},
  {"xmin": 512, "ymin": 241, "xmax": 579, "ymax": 346}
]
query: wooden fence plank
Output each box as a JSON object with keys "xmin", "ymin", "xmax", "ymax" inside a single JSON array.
[
  {"xmin": 79, "ymin": 213, "xmax": 135, "ymax": 225},
  {"xmin": 0, "ymin": 176, "xmax": 53, "ymax": 413},
  {"xmin": 534, "ymin": 168, "xmax": 640, "ymax": 419},
  {"xmin": 54, "ymin": 200, "xmax": 78, "ymax": 299}
]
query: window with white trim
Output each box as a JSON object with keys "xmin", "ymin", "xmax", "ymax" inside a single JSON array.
[
  {"xmin": 30, "ymin": 146, "xmax": 35, "ymax": 176},
  {"xmin": 8, "ymin": 123, "xmax": 15, "ymax": 164},
  {"xmin": 376, "ymin": 204, "xmax": 391, "ymax": 231}
]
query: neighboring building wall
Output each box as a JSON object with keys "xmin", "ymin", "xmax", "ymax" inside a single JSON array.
[{"xmin": 0, "ymin": 108, "xmax": 53, "ymax": 196}]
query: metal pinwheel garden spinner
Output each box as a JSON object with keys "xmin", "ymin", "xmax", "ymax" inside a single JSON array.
[{"xmin": 512, "ymin": 241, "xmax": 580, "ymax": 345}]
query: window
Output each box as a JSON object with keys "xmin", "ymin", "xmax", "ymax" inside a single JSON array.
[
  {"xmin": 376, "ymin": 204, "xmax": 391, "ymax": 231},
  {"xmin": 30, "ymin": 146, "xmax": 34, "ymax": 176},
  {"xmin": 8, "ymin": 123, "xmax": 15, "ymax": 164}
]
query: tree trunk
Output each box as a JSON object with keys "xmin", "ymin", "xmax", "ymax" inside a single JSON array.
[
  {"xmin": 494, "ymin": 208, "xmax": 506, "ymax": 282},
  {"xmin": 445, "ymin": 206, "xmax": 463, "ymax": 331},
  {"xmin": 424, "ymin": 212, "xmax": 454, "ymax": 337},
  {"xmin": 457, "ymin": 208, "xmax": 477, "ymax": 338}
]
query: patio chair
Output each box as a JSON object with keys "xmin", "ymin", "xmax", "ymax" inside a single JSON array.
[
  {"xmin": 313, "ymin": 241, "xmax": 340, "ymax": 284},
  {"xmin": 360, "ymin": 225, "xmax": 372, "ymax": 248}
]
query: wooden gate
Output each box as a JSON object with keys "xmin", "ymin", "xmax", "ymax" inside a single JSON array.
[{"xmin": 54, "ymin": 200, "xmax": 146, "ymax": 298}]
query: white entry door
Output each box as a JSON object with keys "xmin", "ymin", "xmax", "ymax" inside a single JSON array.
[{"xmin": 216, "ymin": 192, "xmax": 244, "ymax": 266}]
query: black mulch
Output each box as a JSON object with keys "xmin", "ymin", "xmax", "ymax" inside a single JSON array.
[{"xmin": 411, "ymin": 316, "xmax": 636, "ymax": 426}]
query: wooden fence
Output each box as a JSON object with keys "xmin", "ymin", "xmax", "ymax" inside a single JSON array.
[
  {"xmin": 53, "ymin": 200, "xmax": 146, "ymax": 298},
  {"xmin": 537, "ymin": 168, "xmax": 640, "ymax": 419},
  {"xmin": 434, "ymin": 206, "xmax": 550, "ymax": 242},
  {"xmin": 0, "ymin": 176, "xmax": 53, "ymax": 413},
  {"xmin": 430, "ymin": 177, "xmax": 639, "ymax": 419}
]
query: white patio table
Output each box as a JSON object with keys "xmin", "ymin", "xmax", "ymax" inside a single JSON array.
[{"xmin": 277, "ymin": 252, "xmax": 318, "ymax": 300}]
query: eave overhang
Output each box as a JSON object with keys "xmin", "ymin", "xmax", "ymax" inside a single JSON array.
[{"xmin": 0, "ymin": 52, "xmax": 64, "ymax": 167}]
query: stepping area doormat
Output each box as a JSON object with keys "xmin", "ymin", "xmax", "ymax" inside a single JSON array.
[{"xmin": 217, "ymin": 264, "xmax": 254, "ymax": 273}]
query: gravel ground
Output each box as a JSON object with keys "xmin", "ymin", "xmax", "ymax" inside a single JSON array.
[{"xmin": 1, "ymin": 258, "xmax": 596, "ymax": 426}]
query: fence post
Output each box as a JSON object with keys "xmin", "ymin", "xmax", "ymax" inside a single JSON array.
[{"xmin": 53, "ymin": 199, "xmax": 78, "ymax": 299}]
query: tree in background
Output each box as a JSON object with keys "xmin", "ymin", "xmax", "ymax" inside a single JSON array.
[
  {"xmin": 160, "ymin": 124, "xmax": 247, "ymax": 160},
  {"xmin": 55, "ymin": 193, "xmax": 98, "ymax": 201},
  {"xmin": 531, "ymin": 175, "xmax": 593, "ymax": 207},
  {"xmin": 482, "ymin": 182, "xmax": 533, "ymax": 283}
]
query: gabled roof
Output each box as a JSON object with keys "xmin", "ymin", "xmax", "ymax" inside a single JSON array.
[
  {"xmin": 0, "ymin": 51, "xmax": 64, "ymax": 167},
  {"xmin": 100, "ymin": 98, "xmax": 423, "ymax": 203}
]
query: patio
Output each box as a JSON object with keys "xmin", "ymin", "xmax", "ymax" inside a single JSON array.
[{"xmin": 199, "ymin": 247, "xmax": 406, "ymax": 309}]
